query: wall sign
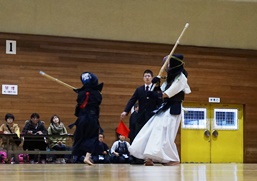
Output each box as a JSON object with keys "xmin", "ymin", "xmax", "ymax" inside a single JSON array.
[
  {"xmin": 2, "ymin": 84, "xmax": 18, "ymax": 95},
  {"xmin": 6, "ymin": 40, "xmax": 17, "ymax": 54}
]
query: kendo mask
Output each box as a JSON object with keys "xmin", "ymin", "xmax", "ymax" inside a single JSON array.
[{"xmin": 80, "ymin": 72, "xmax": 98, "ymax": 87}]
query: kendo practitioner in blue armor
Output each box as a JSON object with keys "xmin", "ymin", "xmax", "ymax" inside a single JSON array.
[{"xmin": 69, "ymin": 72, "xmax": 103, "ymax": 165}]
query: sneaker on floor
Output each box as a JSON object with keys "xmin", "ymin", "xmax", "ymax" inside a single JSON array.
[
  {"xmin": 60, "ymin": 158, "xmax": 66, "ymax": 164},
  {"xmin": 41, "ymin": 159, "xmax": 46, "ymax": 164},
  {"xmin": 30, "ymin": 160, "xmax": 35, "ymax": 164},
  {"xmin": 55, "ymin": 159, "xmax": 61, "ymax": 164},
  {"xmin": 10, "ymin": 157, "xmax": 16, "ymax": 164}
]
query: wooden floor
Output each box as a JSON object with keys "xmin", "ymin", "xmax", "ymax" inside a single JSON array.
[{"xmin": 0, "ymin": 163, "xmax": 257, "ymax": 181}]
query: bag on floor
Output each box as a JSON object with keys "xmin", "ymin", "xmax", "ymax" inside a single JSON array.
[
  {"xmin": 19, "ymin": 154, "xmax": 29, "ymax": 163},
  {"xmin": 0, "ymin": 151, "xmax": 7, "ymax": 163}
]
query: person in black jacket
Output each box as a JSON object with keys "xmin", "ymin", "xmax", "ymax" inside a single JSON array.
[
  {"xmin": 120, "ymin": 69, "xmax": 162, "ymax": 164},
  {"xmin": 120, "ymin": 69, "xmax": 162, "ymax": 137},
  {"xmin": 91, "ymin": 133, "xmax": 110, "ymax": 164},
  {"xmin": 22, "ymin": 113, "xmax": 48, "ymax": 164},
  {"xmin": 69, "ymin": 72, "xmax": 103, "ymax": 166}
]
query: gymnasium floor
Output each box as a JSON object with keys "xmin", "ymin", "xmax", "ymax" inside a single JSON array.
[{"xmin": 1, "ymin": 163, "xmax": 256, "ymax": 181}]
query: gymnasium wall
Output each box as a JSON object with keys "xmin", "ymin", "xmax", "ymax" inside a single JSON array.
[
  {"xmin": 0, "ymin": 0, "xmax": 256, "ymax": 50},
  {"xmin": 0, "ymin": 33, "xmax": 257, "ymax": 162}
]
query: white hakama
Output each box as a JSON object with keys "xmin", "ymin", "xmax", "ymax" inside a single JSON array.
[{"xmin": 129, "ymin": 73, "xmax": 191, "ymax": 163}]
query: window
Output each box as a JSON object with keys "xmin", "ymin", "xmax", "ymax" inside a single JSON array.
[
  {"xmin": 213, "ymin": 109, "xmax": 238, "ymax": 130},
  {"xmin": 182, "ymin": 108, "xmax": 207, "ymax": 129}
]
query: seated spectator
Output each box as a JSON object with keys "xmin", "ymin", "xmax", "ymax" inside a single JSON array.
[
  {"xmin": 91, "ymin": 133, "xmax": 110, "ymax": 164},
  {"xmin": 22, "ymin": 113, "xmax": 48, "ymax": 164},
  {"xmin": 0, "ymin": 113, "xmax": 21, "ymax": 163},
  {"xmin": 47, "ymin": 114, "xmax": 70, "ymax": 164},
  {"xmin": 110, "ymin": 134, "xmax": 133, "ymax": 164}
]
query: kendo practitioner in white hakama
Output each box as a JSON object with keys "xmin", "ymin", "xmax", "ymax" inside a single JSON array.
[{"xmin": 129, "ymin": 54, "xmax": 191, "ymax": 166}]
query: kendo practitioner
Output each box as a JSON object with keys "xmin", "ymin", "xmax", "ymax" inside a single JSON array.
[
  {"xmin": 69, "ymin": 72, "xmax": 103, "ymax": 165},
  {"xmin": 129, "ymin": 54, "xmax": 191, "ymax": 166}
]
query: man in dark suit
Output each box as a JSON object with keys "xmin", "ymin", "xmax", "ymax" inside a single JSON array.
[{"xmin": 120, "ymin": 69, "xmax": 162, "ymax": 144}]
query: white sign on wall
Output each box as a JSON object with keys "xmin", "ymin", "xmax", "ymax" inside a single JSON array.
[
  {"xmin": 2, "ymin": 84, "xmax": 18, "ymax": 95},
  {"xmin": 6, "ymin": 40, "xmax": 17, "ymax": 54}
]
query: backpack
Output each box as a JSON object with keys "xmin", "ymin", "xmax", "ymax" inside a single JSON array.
[
  {"xmin": 18, "ymin": 154, "xmax": 30, "ymax": 163},
  {"xmin": 0, "ymin": 151, "xmax": 7, "ymax": 163}
]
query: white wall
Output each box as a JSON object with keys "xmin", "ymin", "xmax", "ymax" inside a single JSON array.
[{"xmin": 0, "ymin": 0, "xmax": 256, "ymax": 50}]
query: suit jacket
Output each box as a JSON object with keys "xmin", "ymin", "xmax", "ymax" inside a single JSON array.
[{"xmin": 124, "ymin": 85, "xmax": 161, "ymax": 124}]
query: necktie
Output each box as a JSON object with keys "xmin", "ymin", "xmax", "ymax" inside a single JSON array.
[{"xmin": 146, "ymin": 86, "xmax": 149, "ymax": 91}]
